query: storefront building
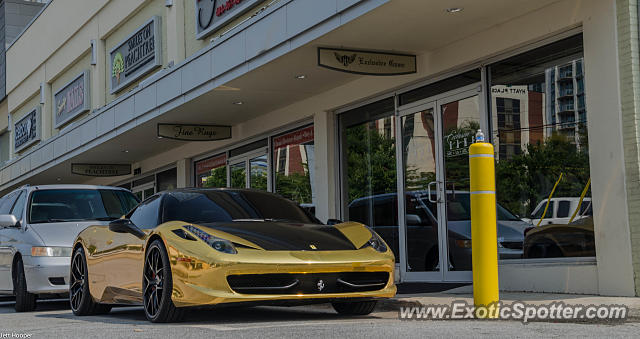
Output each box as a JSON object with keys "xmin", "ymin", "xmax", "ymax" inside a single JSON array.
[{"xmin": 1, "ymin": 0, "xmax": 639, "ymax": 296}]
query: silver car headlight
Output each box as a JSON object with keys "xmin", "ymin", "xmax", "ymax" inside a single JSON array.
[
  {"xmin": 360, "ymin": 229, "xmax": 388, "ymax": 253},
  {"xmin": 31, "ymin": 246, "xmax": 72, "ymax": 257},
  {"xmin": 183, "ymin": 225, "xmax": 237, "ymax": 254}
]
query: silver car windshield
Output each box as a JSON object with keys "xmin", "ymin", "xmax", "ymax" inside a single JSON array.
[{"xmin": 29, "ymin": 189, "xmax": 139, "ymax": 224}]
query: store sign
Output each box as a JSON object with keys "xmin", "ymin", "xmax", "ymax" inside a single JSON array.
[
  {"xmin": 444, "ymin": 129, "xmax": 476, "ymax": 158},
  {"xmin": 196, "ymin": 154, "xmax": 227, "ymax": 175},
  {"xmin": 53, "ymin": 70, "xmax": 90, "ymax": 128},
  {"xmin": 318, "ymin": 48, "xmax": 416, "ymax": 76},
  {"xmin": 195, "ymin": 0, "xmax": 261, "ymax": 39},
  {"xmin": 110, "ymin": 16, "xmax": 162, "ymax": 94},
  {"xmin": 273, "ymin": 125, "xmax": 314, "ymax": 150},
  {"xmin": 71, "ymin": 164, "xmax": 132, "ymax": 177},
  {"xmin": 157, "ymin": 123, "xmax": 232, "ymax": 141},
  {"xmin": 14, "ymin": 107, "xmax": 41, "ymax": 152}
]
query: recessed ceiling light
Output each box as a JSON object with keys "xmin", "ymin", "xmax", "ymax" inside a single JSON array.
[
  {"xmin": 446, "ymin": 7, "xmax": 463, "ymax": 13},
  {"xmin": 233, "ymin": 101, "xmax": 244, "ymax": 105},
  {"xmin": 122, "ymin": 150, "xmax": 129, "ymax": 153},
  {"xmin": 157, "ymin": 136, "xmax": 163, "ymax": 139},
  {"xmin": 295, "ymin": 74, "xmax": 306, "ymax": 79},
  {"xmin": 56, "ymin": 177, "xmax": 61, "ymax": 181}
]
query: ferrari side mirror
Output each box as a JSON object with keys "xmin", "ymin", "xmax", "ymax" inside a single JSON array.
[{"xmin": 109, "ymin": 219, "xmax": 145, "ymax": 239}]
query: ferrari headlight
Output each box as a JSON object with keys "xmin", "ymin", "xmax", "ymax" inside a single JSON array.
[
  {"xmin": 360, "ymin": 229, "xmax": 388, "ymax": 253},
  {"xmin": 31, "ymin": 246, "xmax": 72, "ymax": 257},
  {"xmin": 183, "ymin": 225, "xmax": 237, "ymax": 254}
]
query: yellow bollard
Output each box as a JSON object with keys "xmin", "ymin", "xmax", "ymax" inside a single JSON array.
[{"xmin": 469, "ymin": 130, "xmax": 499, "ymax": 318}]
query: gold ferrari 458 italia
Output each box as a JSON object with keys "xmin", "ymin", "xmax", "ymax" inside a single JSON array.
[{"xmin": 70, "ymin": 188, "xmax": 396, "ymax": 322}]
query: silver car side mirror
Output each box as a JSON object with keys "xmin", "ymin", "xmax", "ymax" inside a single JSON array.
[{"xmin": 0, "ymin": 214, "xmax": 19, "ymax": 228}]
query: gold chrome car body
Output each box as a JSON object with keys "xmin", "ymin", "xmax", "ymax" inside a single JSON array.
[{"xmin": 74, "ymin": 221, "xmax": 396, "ymax": 308}]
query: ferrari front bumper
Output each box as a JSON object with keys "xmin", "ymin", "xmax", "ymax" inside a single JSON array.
[{"xmin": 167, "ymin": 246, "xmax": 396, "ymax": 308}]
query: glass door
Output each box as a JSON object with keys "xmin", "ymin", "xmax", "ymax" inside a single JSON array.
[
  {"xmin": 398, "ymin": 87, "xmax": 481, "ymax": 282},
  {"xmin": 398, "ymin": 102, "xmax": 442, "ymax": 281},
  {"xmin": 132, "ymin": 182, "xmax": 155, "ymax": 201},
  {"xmin": 228, "ymin": 149, "xmax": 269, "ymax": 190}
]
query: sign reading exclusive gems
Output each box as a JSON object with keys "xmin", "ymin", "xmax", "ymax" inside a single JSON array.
[
  {"xmin": 195, "ymin": 0, "xmax": 261, "ymax": 39},
  {"xmin": 71, "ymin": 164, "xmax": 132, "ymax": 177},
  {"xmin": 14, "ymin": 107, "xmax": 41, "ymax": 152},
  {"xmin": 110, "ymin": 16, "xmax": 162, "ymax": 94},
  {"xmin": 157, "ymin": 124, "xmax": 232, "ymax": 141},
  {"xmin": 54, "ymin": 70, "xmax": 90, "ymax": 128},
  {"xmin": 318, "ymin": 48, "xmax": 416, "ymax": 76}
]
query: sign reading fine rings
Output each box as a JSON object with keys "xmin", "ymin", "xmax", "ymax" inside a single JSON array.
[
  {"xmin": 157, "ymin": 124, "xmax": 232, "ymax": 141},
  {"xmin": 71, "ymin": 164, "xmax": 132, "ymax": 177},
  {"xmin": 318, "ymin": 48, "xmax": 416, "ymax": 76}
]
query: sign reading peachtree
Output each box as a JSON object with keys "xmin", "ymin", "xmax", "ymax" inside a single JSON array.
[
  {"xmin": 71, "ymin": 164, "xmax": 132, "ymax": 177},
  {"xmin": 318, "ymin": 48, "xmax": 416, "ymax": 76},
  {"xmin": 54, "ymin": 70, "xmax": 90, "ymax": 128},
  {"xmin": 195, "ymin": 0, "xmax": 261, "ymax": 39},
  {"xmin": 110, "ymin": 16, "xmax": 162, "ymax": 94},
  {"xmin": 157, "ymin": 123, "xmax": 232, "ymax": 141},
  {"xmin": 14, "ymin": 107, "xmax": 41, "ymax": 153}
]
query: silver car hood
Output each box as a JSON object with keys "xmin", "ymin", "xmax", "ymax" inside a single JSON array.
[{"xmin": 28, "ymin": 221, "xmax": 109, "ymax": 247}]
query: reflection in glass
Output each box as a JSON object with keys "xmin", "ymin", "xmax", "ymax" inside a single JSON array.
[
  {"xmin": 230, "ymin": 162, "xmax": 246, "ymax": 188},
  {"xmin": 344, "ymin": 115, "xmax": 399, "ymax": 262},
  {"xmin": 402, "ymin": 109, "xmax": 440, "ymax": 272},
  {"xmin": 490, "ymin": 34, "xmax": 593, "ymax": 259},
  {"xmin": 250, "ymin": 155, "xmax": 268, "ymax": 191},
  {"xmin": 195, "ymin": 154, "xmax": 227, "ymax": 188},
  {"xmin": 273, "ymin": 126, "xmax": 315, "ymax": 206}
]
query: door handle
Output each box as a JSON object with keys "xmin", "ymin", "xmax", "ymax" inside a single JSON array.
[{"xmin": 427, "ymin": 181, "xmax": 439, "ymax": 203}]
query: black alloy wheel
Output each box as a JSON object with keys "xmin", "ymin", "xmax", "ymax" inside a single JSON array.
[
  {"xmin": 142, "ymin": 239, "xmax": 184, "ymax": 323},
  {"xmin": 70, "ymin": 247, "xmax": 111, "ymax": 315}
]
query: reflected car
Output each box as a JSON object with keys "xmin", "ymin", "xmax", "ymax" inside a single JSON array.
[
  {"xmin": 0, "ymin": 185, "xmax": 138, "ymax": 312},
  {"xmin": 71, "ymin": 188, "xmax": 395, "ymax": 323},
  {"xmin": 523, "ymin": 216, "xmax": 595, "ymax": 258},
  {"xmin": 521, "ymin": 197, "xmax": 592, "ymax": 226},
  {"xmin": 348, "ymin": 191, "xmax": 530, "ymax": 271}
]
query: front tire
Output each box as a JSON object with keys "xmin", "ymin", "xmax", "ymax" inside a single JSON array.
[
  {"xmin": 70, "ymin": 247, "xmax": 111, "ymax": 316},
  {"xmin": 143, "ymin": 239, "xmax": 184, "ymax": 323},
  {"xmin": 14, "ymin": 258, "xmax": 36, "ymax": 312},
  {"xmin": 332, "ymin": 300, "xmax": 377, "ymax": 315}
]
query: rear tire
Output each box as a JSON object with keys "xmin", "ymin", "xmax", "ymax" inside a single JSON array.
[
  {"xmin": 143, "ymin": 239, "xmax": 184, "ymax": 323},
  {"xmin": 14, "ymin": 258, "xmax": 36, "ymax": 312},
  {"xmin": 332, "ymin": 300, "xmax": 377, "ymax": 315},
  {"xmin": 70, "ymin": 247, "xmax": 112, "ymax": 316}
]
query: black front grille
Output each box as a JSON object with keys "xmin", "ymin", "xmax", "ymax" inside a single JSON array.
[
  {"xmin": 227, "ymin": 272, "xmax": 389, "ymax": 295},
  {"xmin": 501, "ymin": 241, "xmax": 523, "ymax": 250}
]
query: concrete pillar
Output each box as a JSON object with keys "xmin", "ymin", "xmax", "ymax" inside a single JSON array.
[
  {"xmin": 166, "ymin": 0, "xmax": 186, "ymax": 65},
  {"xmin": 176, "ymin": 158, "xmax": 191, "ymax": 188},
  {"xmin": 584, "ymin": 0, "xmax": 635, "ymax": 296},
  {"xmin": 91, "ymin": 38, "xmax": 107, "ymax": 109},
  {"xmin": 41, "ymin": 82, "xmax": 51, "ymax": 140},
  {"xmin": 313, "ymin": 111, "xmax": 337, "ymax": 223}
]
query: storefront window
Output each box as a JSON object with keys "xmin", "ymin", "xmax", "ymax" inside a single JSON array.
[
  {"xmin": 195, "ymin": 154, "xmax": 227, "ymax": 188},
  {"xmin": 489, "ymin": 34, "xmax": 594, "ymax": 259},
  {"xmin": 156, "ymin": 168, "xmax": 177, "ymax": 192},
  {"xmin": 340, "ymin": 98, "xmax": 399, "ymax": 262},
  {"xmin": 272, "ymin": 125, "xmax": 315, "ymax": 206}
]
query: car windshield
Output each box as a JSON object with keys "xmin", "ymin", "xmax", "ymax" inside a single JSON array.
[
  {"xmin": 29, "ymin": 189, "xmax": 139, "ymax": 224},
  {"xmin": 162, "ymin": 190, "xmax": 321, "ymax": 225}
]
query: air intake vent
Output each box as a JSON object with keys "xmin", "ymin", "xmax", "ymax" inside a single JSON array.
[{"xmin": 48, "ymin": 277, "xmax": 65, "ymax": 285}]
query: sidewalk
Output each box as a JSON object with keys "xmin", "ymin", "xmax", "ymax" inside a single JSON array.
[{"xmin": 380, "ymin": 286, "xmax": 640, "ymax": 318}]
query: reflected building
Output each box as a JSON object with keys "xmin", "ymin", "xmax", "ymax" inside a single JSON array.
[{"xmin": 545, "ymin": 58, "xmax": 587, "ymax": 146}]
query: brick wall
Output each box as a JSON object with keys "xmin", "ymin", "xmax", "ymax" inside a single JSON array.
[{"xmin": 617, "ymin": 0, "xmax": 640, "ymax": 296}]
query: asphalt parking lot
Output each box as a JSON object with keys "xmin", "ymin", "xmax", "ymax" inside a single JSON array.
[{"xmin": 2, "ymin": 298, "xmax": 640, "ymax": 338}]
